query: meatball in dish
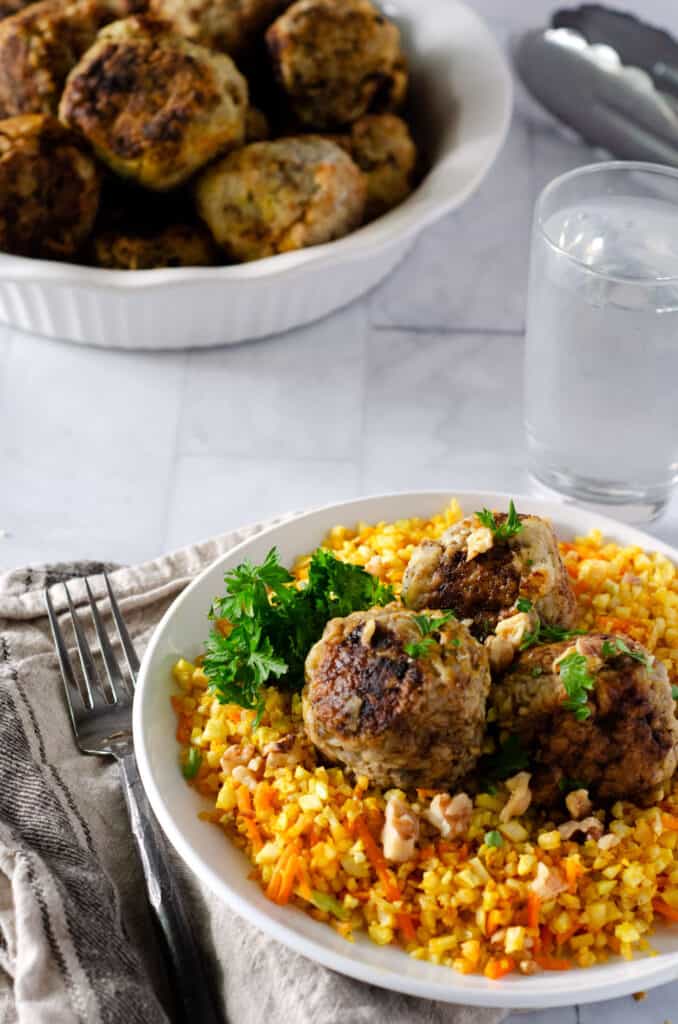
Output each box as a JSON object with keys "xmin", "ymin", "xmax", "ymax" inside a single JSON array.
[
  {"xmin": 0, "ymin": 0, "xmax": 142, "ymax": 119},
  {"xmin": 266, "ymin": 0, "xmax": 407, "ymax": 129},
  {"xmin": 92, "ymin": 222, "xmax": 215, "ymax": 268},
  {"xmin": 345, "ymin": 113, "xmax": 416, "ymax": 220},
  {"xmin": 303, "ymin": 605, "xmax": 491, "ymax": 790},
  {"xmin": 402, "ymin": 510, "xmax": 577, "ymax": 641},
  {"xmin": 195, "ymin": 136, "xmax": 365, "ymax": 262},
  {"xmin": 491, "ymin": 633, "xmax": 678, "ymax": 807},
  {"xmin": 0, "ymin": 114, "xmax": 100, "ymax": 258},
  {"xmin": 149, "ymin": 0, "xmax": 286, "ymax": 55},
  {"xmin": 59, "ymin": 16, "xmax": 248, "ymax": 190}
]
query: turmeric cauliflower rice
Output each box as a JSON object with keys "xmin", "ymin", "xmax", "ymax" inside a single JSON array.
[{"xmin": 171, "ymin": 500, "xmax": 678, "ymax": 979}]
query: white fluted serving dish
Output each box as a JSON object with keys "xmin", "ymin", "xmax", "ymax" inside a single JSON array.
[{"xmin": 0, "ymin": 0, "xmax": 512, "ymax": 349}]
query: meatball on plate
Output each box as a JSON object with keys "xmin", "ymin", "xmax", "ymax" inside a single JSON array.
[
  {"xmin": 135, "ymin": 490, "xmax": 678, "ymax": 1009},
  {"xmin": 0, "ymin": 0, "xmax": 512, "ymax": 347},
  {"xmin": 303, "ymin": 605, "xmax": 490, "ymax": 789}
]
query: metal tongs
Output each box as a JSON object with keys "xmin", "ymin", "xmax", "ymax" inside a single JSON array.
[{"xmin": 515, "ymin": 5, "xmax": 678, "ymax": 165}]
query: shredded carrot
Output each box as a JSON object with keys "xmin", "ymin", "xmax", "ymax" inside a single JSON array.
[
  {"xmin": 484, "ymin": 957, "xmax": 515, "ymax": 980},
  {"xmin": 565, "ymin": 858, "xmax": 585, "ymax": 891},
  {"xmin": 535, "ymin": 955, "xmax": 572, "ymax": 971},
  {"xmin": 237, "ymin": 786, "xmax": 253, "ymax": 816},
  {"xmin": 277, "ymin": 851, "xmax": 300, "ymax": 905},
  {"xmin": 662, "ymin": 812, "xmax": 678, "ymax": 831},
  {"xmin": 354, "ymin": 816, "xmax": 401, "ymax": 901},
  {"xmin": 418, "ymin": 845, "xmax": 436, "ymax": 861},
  {"xmin": 175, "ymin": 719, "xmax": 192, "ymax": 743},
  {"xmin": 295, "ymin": 862, "xmax": 313, "ymax": 903},
  {"xmin": 653, "ymin": 899, "xmax": 678, "ymax": 922},
  {"xmin": 243, "ymin": 818, "xmax": 263, "ymax": 853},
  {"xmin": 397, "ymin": 912, "xmax": 416, "ymax": 942},
  {"xmin": 527, "ymin": 892, "xmax": 541, "ymax": 930},
  {"xmin": 540, "ymin": 926, "xmax": 554, "ymax": 954},
  {"xmin": 254, "ymin": 782, "xmax": 274, "ymax": 816},
  {"xmin": 266, "ymin": 846, "xmax": 293, "ymax": 903}
]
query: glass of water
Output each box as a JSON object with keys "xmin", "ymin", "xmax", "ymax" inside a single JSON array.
[{"xmin": 524, "ymin": 161, "xmax": 678, "ymax": 521}]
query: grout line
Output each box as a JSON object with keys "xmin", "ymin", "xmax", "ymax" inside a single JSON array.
[{"xmin": 369, "ymin": 322, "xmax": 525, "ymax": 338}]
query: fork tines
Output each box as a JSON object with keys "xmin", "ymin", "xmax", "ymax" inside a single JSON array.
[{"xmin": 45, "ymin": 571, "xmax": 137, "ymax": 721}]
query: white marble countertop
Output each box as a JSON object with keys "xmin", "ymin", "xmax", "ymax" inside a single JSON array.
[{"xmin": 2, "ymin": 0, "xmax": 678, "ymax": 1019}]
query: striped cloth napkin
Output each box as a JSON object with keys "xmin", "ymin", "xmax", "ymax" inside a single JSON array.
[{"xmin": 0, "ymin": 518, "xmax": 508, "ymax": 1024}]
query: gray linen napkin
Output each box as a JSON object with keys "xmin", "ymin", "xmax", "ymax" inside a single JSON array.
[{"xmin": 0, "ymin": 519, "xmax": 508, "ymax": 1024}]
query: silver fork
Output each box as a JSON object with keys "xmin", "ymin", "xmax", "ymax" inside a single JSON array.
[{"xmin": 45, "ymin": 572, "xmax": 222, "ymax": 1024}]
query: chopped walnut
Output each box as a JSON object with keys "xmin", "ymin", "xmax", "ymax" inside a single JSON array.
[
  {"xmin": 530, "ymin": 861, "xmax": 568, "ymax": 900},
  {"xmin": 565, "ymin": 789, "xmax": 592, "ymax": 820},
  {"xmin": 500, "ymin": 772, "xmax": 532, "ymax": 823},
  {"xmin": 485, "ymin": 635, "xmax": 516, "ymax": 674},
  {"xmin": 361, "ymin": 619, "xmax": 376, "ymax": 646},
  {"xmin": 495, "ymin": 611, "xmax": 534, "ymax": 648},
  {"xmin": 597, "ymin": 833, "xmax": 621, "ymax": 851},
  {"xmin": 263, "ymin": 734, "xmax": 302, "ymax": 771},
  {"xmin": 423, "ymin": 792, "xmax": 473, "ymax": 839},
  {"xmin": 466, "ymin": 526, "xmax": 494, "ymax": 561},
  {"xmin": 231, "ymin": 764, "xmax": 258, "ymax": 791},
  {"xmin": 558, "ymin": 816, "xmax": 604, "ymax": 842},
  {"xmin": 247, "ymin": 756, "xmax": 263, "ymax": 774},
  {"xmin": 382, "ymin": 794, "xmax": 419, "ymax": 863},
  {"xmin": 221, "ymin": 743, "xmax": 255, "ymax": 774}
]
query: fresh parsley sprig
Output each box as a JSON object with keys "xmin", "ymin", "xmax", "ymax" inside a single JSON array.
[
  {"xmin": 601, "ymin": 636, "xmax": 650, "ymax": 667},
  {"xmin": 475, "ymin": 499, "xmax": 523, "ymax": 542},
  {"xmin": 520, "ymin": 619, "xmax": 585, "ymax": 651},
  {"xmin": 204, "ymin": 547, "xmax": 395, "ymax": 719},
  {"xmin": 559, "ymin": 651, "xmax": 595, "ymax": 721},
  {"xmin": 482, "ymin": 734, "xmax": 530, "ymax": 780},
  {"xmin": 404, "ymin": 611, "xmax": 456, "ymax": 659}
]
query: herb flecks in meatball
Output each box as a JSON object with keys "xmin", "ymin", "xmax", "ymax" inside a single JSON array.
[
  {"xmin": 266, "ymin": 0, "xmax": 407, "ymax": 129},
  {"xmin": 0, "ymin": 114, "xmax": 100, "ymax": 258},
  {"xmin": 195, "ymin": 136, "xmax": 366, "ymax": 262},
  {"xmin": 490, "ymin": 633, "xmax": 678, "ymax": 807},
  {"xmin": 59, "ymin": 15, "xmax": 248, "ymax": 190},
  {"xmin": 303, "ymin": 605, "xmax": 491, "ymax": 790}
]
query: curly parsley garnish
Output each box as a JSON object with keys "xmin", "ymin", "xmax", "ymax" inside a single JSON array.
[
  {"xmin": 559, "ymin": 651, "xmax": 595, "ymax": 721},
  {"xmin": 673, "ymin": 685, "xmax": 678, "ymax": 701},
  {"xmin": 404, "ymin": 611, "xmax": 456, "ymax": 660},
  {"xmin": 520, "ymin": 619, "xmax": 585, "ymax": 651},
  {"xmin": 516, "ymin": 597, "xmax": 533, "ymax": 613},
  {"xmin": 204, "ymin": 547, "xmax": 394, "ymax": 719},
  {"xmin": 601, "ymin": 636, "xmax": 650, "ymax": 666},
  {"xmin": 484, "ymin": 830, "xmax": 503, "ymax": 848},
  {"xmin": 475, "ymin": 499, "xmax": 522, "ymax": 542}
]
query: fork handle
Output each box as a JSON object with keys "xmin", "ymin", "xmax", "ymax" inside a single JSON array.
[{"xmin": 119, "ymin": 754, "xmax": 224, "ymax": 1024}]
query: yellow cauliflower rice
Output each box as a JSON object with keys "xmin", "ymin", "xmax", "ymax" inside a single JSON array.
[{"xmin": 171, "ymin": 501, "xmax": 678, "ymax": 979}]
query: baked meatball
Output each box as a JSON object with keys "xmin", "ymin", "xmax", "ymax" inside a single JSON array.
[
  {"xmin": 346, "ymin": 113, "xmax": 416, "ymax": 220},
  {"xmin": 491, "ymin": 634, "xmax": 678, "ymax": 807},
  {"xmin": 0, "ymin": 0, "xmax": 39, "ymax": 19},
  {"xmin": 149, "ymin": 0, "xmax": 286, "ymax": 54},
  {"xmin": 303, "ymin": 605, "xmax": 491, "ymax": 789},
  {"xmin": 0, "ymin": 114, "xmax": 100, "ymax": 258},
  {"xmin": 92, "ymin": 222, "xmax": 215, "ymax": 268},
  {"xmin": 59, "ymin": 16, "xmax": 248, "ymax": 190},
  {"xmin": 195, "ymin": 136, "xmax": 366, "ymax": 262},
  {"xmin": 0, "ymin": 0, "xmax": 142, "ymax": 119},
  {"xmin": 266, "ymin": 0, "xmax": 407, "ymax": 129},
  {"xmin": 402, "ymin": 511, "xmax": 577, "ymax": 640}
]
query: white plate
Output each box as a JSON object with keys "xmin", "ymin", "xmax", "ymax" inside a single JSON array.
[
  {"xmin": 0, "ymin": 1, "xmax": 512, "ymax": 348},
  {"xmin": 134, "ymin": 491, "xmax": 678, "ymax": 1009}
]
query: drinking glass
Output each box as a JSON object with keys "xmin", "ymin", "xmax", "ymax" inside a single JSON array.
[{"xmin": 524, "ymin": 161, "xmax": 678, "ymax": 521}]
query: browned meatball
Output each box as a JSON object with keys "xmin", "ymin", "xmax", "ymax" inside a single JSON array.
[
  {"xmin": 491, "ymin": 634, "xmax": 678, "ymax": 807},
  {"xmin": 303, "ymin": 605, "xmax": 491, "ymax": 789},
  {"xmin": 195, "ymin": 136, "xmax": 366, "ymax": 262},
  {"xmin": 347, "ymin": 113, "xmax": 416, "ymax": 220},
  {"xmin": 402, "ymin": 512, "xmax": 577, "ymax": 640},
  {"xmin": 0, "ymin": 114, "xmax": 100, "ymax": 258},
  {"xmin": 92, "ymin": 222, "xmax": 215, "ymax": 268},
  {"xmin": 266, "ymin": 0, "xmax": 407, "ymax": 129},
  {"xmin": 149, "ymin": 0, "xmax": 286, "ymax": 54},
  {"xmin": 0, "ymin": 0, "xmax": 143, "ymax": 119},
  {"xmin": 59, "ymin": 16, "xmax": 248, "ymax": 190},
  {"xmin": 0, "ymin": 0, "xmax": 38, "ymax": 18}
]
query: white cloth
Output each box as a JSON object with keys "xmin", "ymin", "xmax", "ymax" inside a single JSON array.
[{"xmin": 0, "ymin": 518, "xmax": 507, "ymax": 1024}]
